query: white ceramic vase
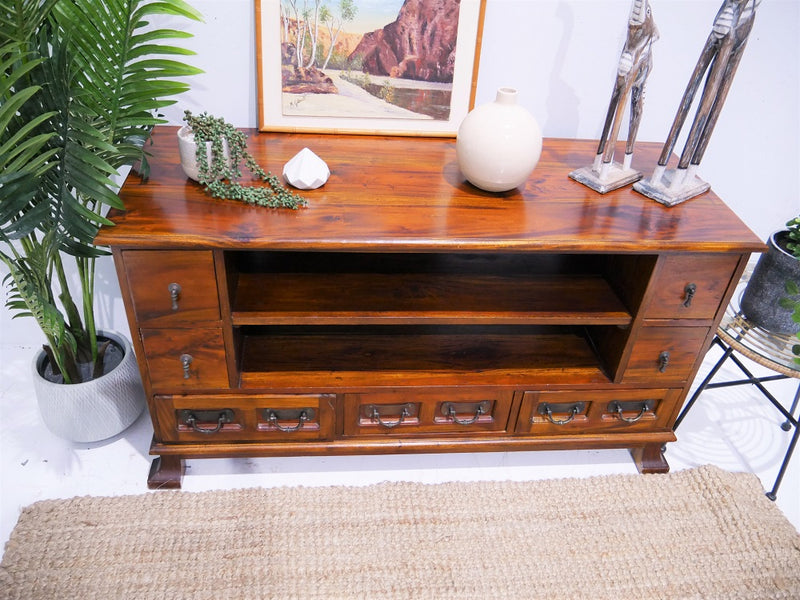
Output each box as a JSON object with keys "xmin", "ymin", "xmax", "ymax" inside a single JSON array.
[
  {"xmin": 456, "ymin": 87, "xmax": 542, "ymax": 192},
  {"xmin": 177, "ymin": 124, "xmax": 231, "ymax": 181},
  {"xmin": 33, "ymin": 330, "xmax": 146, "ymax": 443}
]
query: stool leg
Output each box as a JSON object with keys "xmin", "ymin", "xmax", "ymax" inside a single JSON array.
[
  {"xmin": 766, "ymin": 416, "xmax": 800, "ymax": 501},
  {"xmin": 673, "ymin": 338, "xmax": 732, "ymax": 431},
  {"xmin": 767, "ymin": 382, "xmax": 800, "ymax": 500},
  {"xmin": 781, "ymin": 382, "xmax": 800, "ymax": 432}
]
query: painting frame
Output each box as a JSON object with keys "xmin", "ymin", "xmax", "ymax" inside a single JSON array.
[{"xmin": 255, "ymin": 0, "xmax": 486, "ymax": 137}]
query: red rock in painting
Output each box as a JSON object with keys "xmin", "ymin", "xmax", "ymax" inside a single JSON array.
[{"xmin": 349, "ymin": 0, "xmax": 460, "ymax": 83}]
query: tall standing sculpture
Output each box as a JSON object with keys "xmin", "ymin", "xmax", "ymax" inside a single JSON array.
[
  {"xmin": 634, "ymin": 0, "xmax": 759, "ymax": 206},
  {"xmin": 570, "ymin": 0, "xmax": 659, "ymax": 194}
]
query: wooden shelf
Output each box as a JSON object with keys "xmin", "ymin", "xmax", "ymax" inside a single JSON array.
[
  {"xmin": 238, "ymin": 326, "xmax": 610, "ymax": 387},
  {"xmin": 231, "ymin": 272, "xmax": 632, "ymax": 326}
]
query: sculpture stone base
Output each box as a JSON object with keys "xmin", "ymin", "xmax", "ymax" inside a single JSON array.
[
  {"xmin": 569, "ymin": 162, "xmax": 642, "ymax": 194},
  {"xmin": 633, "ymin": 169, "xmax": 710, "ymax": 207}
]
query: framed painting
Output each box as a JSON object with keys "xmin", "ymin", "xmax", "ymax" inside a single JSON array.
[{"xmin": 255, "ymin": 0, "xmax": 486, "ymax": 136}]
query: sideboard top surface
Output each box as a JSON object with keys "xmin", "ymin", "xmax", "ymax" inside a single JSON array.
[{"xmin": 97, "ymin": 127, "xmax": 763, "ymax": 253}]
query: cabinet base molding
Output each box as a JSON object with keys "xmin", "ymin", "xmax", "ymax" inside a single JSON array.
[{"xmin": 147, "ymin": 430, "xmax": 677, "ymax": 488}]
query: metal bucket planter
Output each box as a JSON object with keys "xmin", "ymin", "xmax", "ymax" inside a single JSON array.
[
  {"xmin": 32, "ymin": 330, "xmax": 146, "ymax": 443},
  {"xmin": 740, "ymin": 230, "xmax": 800, "ymax": 335}
]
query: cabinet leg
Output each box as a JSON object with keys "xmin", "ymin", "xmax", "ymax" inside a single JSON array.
[
  {"xmin": 147, "ymin": 455, "xmax": 185, "ymax": 489},
  {"xmin": 630, "ymin": 444, "xmax": 669, "ymax": 474}
]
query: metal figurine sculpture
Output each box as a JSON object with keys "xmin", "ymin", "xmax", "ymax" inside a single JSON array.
[
  {"xmin": 570, "ymin": 0, "xmax": 659, "ymax": 194},
  {"xmin": 634, "ymin": 0, "xmax": 759, "ymax": 206}
]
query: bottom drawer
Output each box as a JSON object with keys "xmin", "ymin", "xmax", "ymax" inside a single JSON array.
[
  {"xmin": 153, "ymin": 393, "xmax": 336, "ymax": 442},
  {"xmin": 516, "ymin": 388, "xmax": 682, "ymax": 435},
  {"xmin": 343, "ymin": 389, "xmax": 513, "ymax": 436}
]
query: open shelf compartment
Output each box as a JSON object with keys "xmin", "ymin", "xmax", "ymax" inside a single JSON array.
[
  {"xmin": 228, "ymin": 252, "xmax": 636, "ymax": 327},
  {"xmin": 237, "ymin": 325, "xmax": 611, "ymax": 388}
]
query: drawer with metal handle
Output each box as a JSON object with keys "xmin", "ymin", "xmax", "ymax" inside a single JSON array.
[
  {"xmin": 123, "ymin": 250, "xmax": 221, "ymax": 327},
  {"xmin": 141, "ymin": 328, "xmax": 228, "ymax": 390},
  {"xmin": 153, "ymin": 393, "xmax": 335, "ymax": 442},
  {"xmin": 344, "ymin": 390, "xmax": 513, "ymax": 436},
  {"xmin": 621, "ymin": 326, "xmax": 710, "ymax": 384},
  {"xmin": 517, "ymin": 389, "xmax": 681, "ymax": 434},
  {"xmin": 644, "ymin": 254, "xmax": 739, "ymax": 321}
]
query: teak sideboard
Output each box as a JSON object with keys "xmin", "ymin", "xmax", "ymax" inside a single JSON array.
[{"xmin": 97, "ymin": 127, "xmax": 764, "ymax": 489}]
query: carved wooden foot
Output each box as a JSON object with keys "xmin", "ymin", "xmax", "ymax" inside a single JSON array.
[
  {"xmin": 630, "ymin": 444, "xmax": 669, "ymax": 474},
  {"xmin": 147, "ymin": 455, "xmax": 185, "ymax": 489}
]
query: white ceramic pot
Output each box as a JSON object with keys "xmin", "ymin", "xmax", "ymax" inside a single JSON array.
[
  {"xmin": 33, "ymin": 330, "xmax": 146, "ymax": 443},
  {"xmin": 177, "ymin": 124, "xmax": 231, "ymax": 181},
  {"xmin": 456, "ymin": 87, "xmax": 542, "ymax": 192}
]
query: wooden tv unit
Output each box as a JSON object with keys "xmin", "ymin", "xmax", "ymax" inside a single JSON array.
[{"xmin": 97, "ymin": 127, "xmax": 763, "ymax": 489}]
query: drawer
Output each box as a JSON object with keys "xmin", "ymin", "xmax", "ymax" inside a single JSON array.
[
  {"xmin": 516, "ymin": 388, "xmax": 681, "ymax": 434},
  {"xmin": 621, "ymin": 326, "xmax": 710, "ymax": 383},
  {"xmin": 644, "ymin": 254, "xmax": 739, "ymax": 320},
  {"xmin": 343, "ymin": 389, "xmax": 513, "ymax": 436},
  {"xmin": 124, "ymin": 250, "xmax": 220, "ymax": 326},
  {"xmin": 142, "ymin": 328, "xmax": 228, "ymax": 389},
  {"xmin": 153, "ymin": 393, "xmax": 335, "ymax": 442}
]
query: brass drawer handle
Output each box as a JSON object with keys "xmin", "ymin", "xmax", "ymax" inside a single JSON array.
[
  {"xmin": 180, "ymin": 353, "xmax": 193, "ymax": 379},
  {"xmin": 179, "ymin": 409, "xmax": 233, "ymax": 434},
  {"xmin": 368, "ymin": 404, "xmax": 414, "ymax": 428},
  {"xmin": 265, "ymin": 408, "xmax": 314, "ymax": 432},
  {"xmin": 441, "ymin": 400, "xmax": 491, "ymax": 425},
  {"xmin": 683, "ymin": 283, "xmax": 697, "ymax": 308},
  {"xmin": 608, "ymin": 400, "xmax": 655, "ymax": 423},
  {"xmin": 536, "ymin": 402, "xmax": 585, "ymax": 425},
  {"xmin": 658, "ymin": 351, "xmax": 670, "ymax": 373},
  {"xmin": 168, "ymin": 282, "xmax": 182, "ymax": 310}
]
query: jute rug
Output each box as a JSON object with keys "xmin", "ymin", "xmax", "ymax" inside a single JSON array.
[{"xmin": 1, "ymin": 465, "xmax": 798, "ymax": 600}]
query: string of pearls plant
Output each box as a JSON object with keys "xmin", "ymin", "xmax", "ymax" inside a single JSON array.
[{"xmin": 183, "ymin": 110, "xmax": 307, "ymax": 209}]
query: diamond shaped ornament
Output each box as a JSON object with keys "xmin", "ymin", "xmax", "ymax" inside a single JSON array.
[{"xmin": 283, "ymin": 147, "xmax": 330, "ymax": 190}]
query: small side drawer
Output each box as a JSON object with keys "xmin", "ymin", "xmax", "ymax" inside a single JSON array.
[
  {"xmin": 343, "ymin": 389, "xmax": 513, "ymax": 436},
  {"xmin": 644, "ymin": 254, "xmax": 739, "ymax": 320},
  {"xmin": 142, "ymin": 328, "xmax": 228, "ymax": 390},
  {"xmin": 516, "ymin": 388, "xmax": 681, "ymax": 434},
  {"xmin": 621, "ymin": 326, "xmax": 710, "ymax": 383},
  {"xmin": 153, "ymin": 393, "xmax": 335, "ymax": 442},
  {"xmin": 124, "ymin": 250, "xmax": 220, "ymax": 326}
]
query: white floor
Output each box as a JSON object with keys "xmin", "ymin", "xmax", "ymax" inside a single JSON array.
[{"xmin": 2, "ymin": 341, "xmax": 798, "ymax": 560}]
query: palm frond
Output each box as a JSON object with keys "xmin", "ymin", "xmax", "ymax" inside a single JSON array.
[{"xmin": 0, "ymin": 41, "xmax": 57, "ymax": 242}]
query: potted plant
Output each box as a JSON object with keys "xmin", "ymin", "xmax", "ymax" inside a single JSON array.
[
  {"xmin": 740, "ymin": 216, "xmax": 800, "ymax": 335},
  {"xmin": 0, "ymin": 0, "xmax": 202, "ymax": 442},
  {"xmin": 178, "ymin": 110, "xmax": 307, "ymax": 209}
]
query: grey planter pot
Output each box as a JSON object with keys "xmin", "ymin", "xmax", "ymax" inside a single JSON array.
[
  {"xmin": 32, "ymin": 330, "xmax": 146, "ymax": 443},
  {"xmin": 740, "ymin": 231, "xmax": 800, "ymax": 335}
]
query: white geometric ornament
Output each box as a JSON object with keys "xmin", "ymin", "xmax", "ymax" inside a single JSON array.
[{"xmin": 283, "ymin": 147, "xmax": 330, "ymax": 190}]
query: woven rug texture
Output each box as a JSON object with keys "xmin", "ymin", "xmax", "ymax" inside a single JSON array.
[{"xmin": 1, "ymin": 465, "xmax": 799, "ymax": 600}]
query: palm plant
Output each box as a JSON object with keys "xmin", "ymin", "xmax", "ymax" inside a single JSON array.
[{"xmin": 0, "ymin": 0, "xmax": 202, "ymax": 383}]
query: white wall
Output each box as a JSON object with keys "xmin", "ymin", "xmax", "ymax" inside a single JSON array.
[{"xmin": 2, "ymin": 0, "xmax": 799, "ymax": 348}]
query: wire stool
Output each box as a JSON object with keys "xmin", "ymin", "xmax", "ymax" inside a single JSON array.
[{"xmin": 673, "ymin": 305, "xmax": 800, "ymax": 501}]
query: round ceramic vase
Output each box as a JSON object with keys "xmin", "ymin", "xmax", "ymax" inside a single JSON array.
[
  {"xmin": 456, "ymin": 87, "xmax": 542, "ymax": 192},
  {"xmin": 33, "ymin": 330, "xmax": 146, "ymax": 443}
]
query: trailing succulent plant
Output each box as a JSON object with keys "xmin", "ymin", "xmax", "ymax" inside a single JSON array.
[{"xmin": 182, "ymin": 110, "xmax": 306, "ymax": 209}]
